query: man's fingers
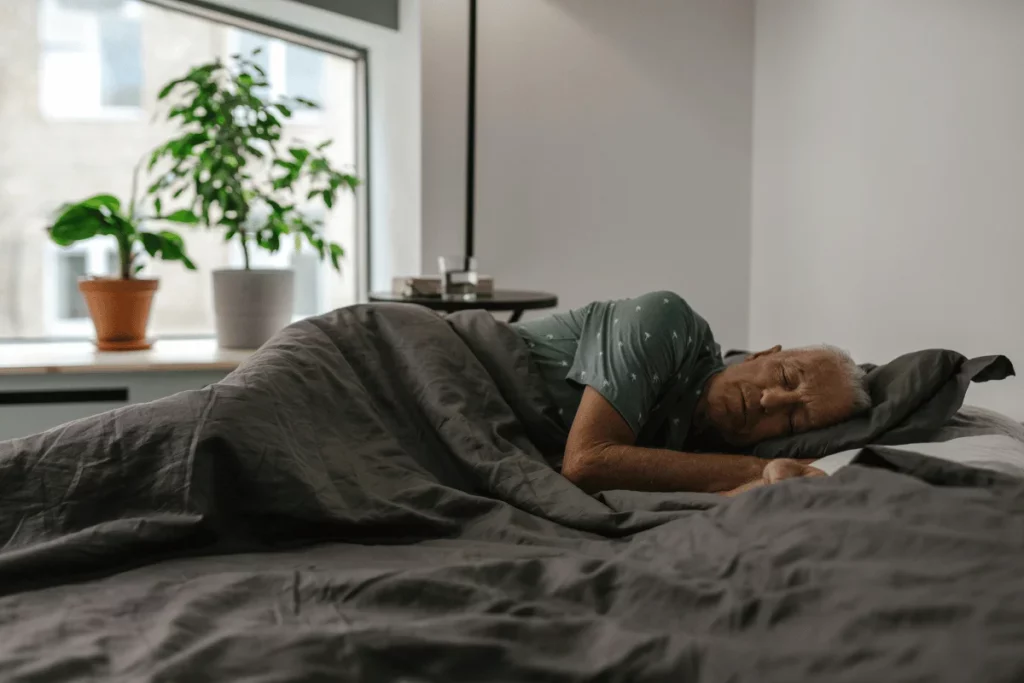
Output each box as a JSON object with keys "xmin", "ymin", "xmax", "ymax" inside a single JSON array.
[
  {"xmin": 763, "ymin": 459, "xmax": 827, "ymax": 484},
  {"xmin": 763, "ymin": 459, "xmax": 802, "ymax": 484}
]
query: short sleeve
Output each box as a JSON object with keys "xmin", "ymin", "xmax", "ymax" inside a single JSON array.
[{"xmin": 568, "ymin": 291, "xmax": 696, "ymax": 436}]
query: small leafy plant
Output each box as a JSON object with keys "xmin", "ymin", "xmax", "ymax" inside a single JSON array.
[
  {"xmin": 47, "ymin": 164, "xmax": 197, "ymax": 279},
  {"xmin": 148, "ymin": 49, "xmax": 360, "ymax": 270}
]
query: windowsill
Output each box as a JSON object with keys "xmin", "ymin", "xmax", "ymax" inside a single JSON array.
[
  {"xmin": 0, "ymin": 339, "xmax": 255, "ymax": 376},
  {"xmin": 40, "ymin": 108, "xmax": 145, "ymax": 123}
]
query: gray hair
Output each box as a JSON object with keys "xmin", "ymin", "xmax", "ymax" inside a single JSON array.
[{"xmin": 799, "ymin": 344, "xmax": 872, "ymax": 414}]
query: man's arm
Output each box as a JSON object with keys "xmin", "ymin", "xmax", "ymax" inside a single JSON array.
[{"xmin": 563, "ymin": 387, "xmax": 767, "ymax": 494}]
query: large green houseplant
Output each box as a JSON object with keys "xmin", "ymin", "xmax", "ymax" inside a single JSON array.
[
  {"xmin": 47, "ymin": 165, "xmax": 197, "ymax": 350},
  {"xmin": 149, "ymin": 49, "xmax": 360, "ymax": 349}
]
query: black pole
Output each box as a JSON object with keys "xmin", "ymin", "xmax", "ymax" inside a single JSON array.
[{"xmin": 465, "ymin": 0, "xmax": 477, "ymax": 259}]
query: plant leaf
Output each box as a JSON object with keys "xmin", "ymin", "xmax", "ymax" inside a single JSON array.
[
  {"xmin": 329, "ymin": 243, "xmax": 343, "ymax": 271},
  {"xmin": 81, "ymin": 194, "xmax": 122, "ymax": 213},
  {"xmin": 157, "ymin": 78, "xmax": 184, "ymax": 100},
  {"xmin": 322, "ymin": 189, "xmax": 333, "ymax": 209},
  {"xmin": 163, "ymin": 209, "xmax": 200, "ymax": 224},
  {"xmin": 139, "ymin": 230, "xmax": 196, "ymax": 271},
  {"xmin": 49, "ymin": 218, "xmax": 100, "ymax": 245},
  {"xmin": 140, "ymin": 231, "xmax": 162, "ymax": 257},
  {"xmin": 47, "ymin": 202, "xmax": 123, "ymax": 245},
  {"xmin": 148, "ymin": 147, "xmax": 164, "ymax": 170}
]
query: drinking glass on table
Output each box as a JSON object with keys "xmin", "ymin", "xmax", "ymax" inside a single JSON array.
[{"xmin": 438, "ymin": 255, "xmax": 479, "ymax": 300}]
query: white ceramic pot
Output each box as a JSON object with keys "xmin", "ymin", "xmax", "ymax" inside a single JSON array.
[{"xmin": 212, "ymin": 269, "xmax": 295, "ymax": 349}]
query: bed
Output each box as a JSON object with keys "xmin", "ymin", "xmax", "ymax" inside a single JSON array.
[{"xmin": 1, "ymin": 304, "xmax": 1022, "ymax": 682}]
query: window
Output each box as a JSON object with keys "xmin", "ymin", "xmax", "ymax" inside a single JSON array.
[
  {"xmin": 39, "ymin": 0, "xmax": 143, "ymax": 119},
  {"xmin": 0, "ymin": 1, "xmax": 362, "ymax": 339}
]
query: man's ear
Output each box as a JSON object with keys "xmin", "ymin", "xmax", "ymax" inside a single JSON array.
[{"xmin": 746, "ymin": 345, "xmax": 782, "ymax": 361}]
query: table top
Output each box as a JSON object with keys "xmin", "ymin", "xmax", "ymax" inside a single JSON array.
[
  {"xmin": 369, "ymin": 289, "xmax": 558, "ymax": 312},
  {"xmin": 0, "ymin": 339, "xmax": 254, "ymax": 376}
]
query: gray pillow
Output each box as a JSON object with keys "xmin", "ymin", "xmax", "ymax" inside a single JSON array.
[{"xmin": 751, "ymin": 350, "xmax": 1014, "ymax": 460}]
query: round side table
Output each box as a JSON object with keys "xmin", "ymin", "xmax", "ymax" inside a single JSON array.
[{"xmin": 368, "ymin": 289, "xmax": 558, "ymax": 323}]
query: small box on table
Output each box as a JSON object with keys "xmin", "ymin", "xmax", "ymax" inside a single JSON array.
[{"xmin": 391, "ymin": 276, "xmax": 495, "ymax": 298}]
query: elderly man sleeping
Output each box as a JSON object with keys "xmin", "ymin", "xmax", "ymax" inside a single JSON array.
[{"xmin": 513, "ymin": 291, "xmax": 872, "ymax": 496}]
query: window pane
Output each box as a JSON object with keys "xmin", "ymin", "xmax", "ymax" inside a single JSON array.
[
  {"xmin": 292, "ymin": 250, "xmax": 321, "ymax": 318},
  {"xmin": 285, "ymin": 43, "xmax": 323, "ymax": 102},
  {"xmin": 237, "ymin": 30, "xmax": 271, "ymax": 97},
  {"xmin": 58, "ymin": 253, "xmax": 88, "ymax": 320},
  {"xmin": 98, "ymin": 11, "xmax": 142, "ymax": 107},
  {"xmin": 237, "ymin": 30, "xmax": 271, "ymax": 65}
]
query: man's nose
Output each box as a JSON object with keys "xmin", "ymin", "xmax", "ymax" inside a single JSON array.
[{"xmin": 760, "ymin": 388, "xmax": 800, "ymax": 413}]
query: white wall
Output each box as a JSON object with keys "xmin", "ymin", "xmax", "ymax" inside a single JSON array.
[
  {"xmin": 420, "ymin": 0, "xmax": 468, "ymax": 269},
  {"xmin": 421, "ymin": 0, "xmax": 756, "ymax": 349},
  {"xmin": 751, "ymin": 0, "xmax": 1024, "ymax": 417},
  {"xmin": 196, "ymin": 0, "xmax": 422, "ymax": 295}
]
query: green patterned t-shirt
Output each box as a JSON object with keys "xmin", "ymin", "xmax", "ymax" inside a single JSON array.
[{"xmin": 512, "ymin": 291, "xmax": 725, "ymax": 451}]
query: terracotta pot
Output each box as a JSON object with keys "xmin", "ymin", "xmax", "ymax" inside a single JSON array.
[{"xmin": 78, "ymin": 277, "xmax": 159, "ymax": 351}]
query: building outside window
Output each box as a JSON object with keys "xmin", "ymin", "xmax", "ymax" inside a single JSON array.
[{"xmin": 39, "ymin": 0, "xmax": 143, "ymax": 120}]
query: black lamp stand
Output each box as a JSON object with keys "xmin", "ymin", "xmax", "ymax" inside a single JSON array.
[{"xmin": 464, "ymin": 0, "xmax": 477, "ymax": 259}]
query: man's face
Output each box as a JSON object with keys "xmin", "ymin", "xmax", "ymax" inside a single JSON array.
[{"xmin": 698, "ymin": 346, "xmax": 860, "ymax": 447}]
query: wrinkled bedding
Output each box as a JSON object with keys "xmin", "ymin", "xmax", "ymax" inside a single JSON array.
[
  {"xmin": 816, "ymin": 433, "xmax": 1024, "ymax": 477},
  {"xmin": 815, "ymin": 406, "xmax": 1024, "ymax": 477},
  {"xmin": 1, "ymin": 304, "xmax": 1023, "ymax": 682}
]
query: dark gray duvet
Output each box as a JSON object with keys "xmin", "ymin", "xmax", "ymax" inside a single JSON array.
[{"xmin": 2, "ymin": 304, "xmax": 1024, "ymax": 682}]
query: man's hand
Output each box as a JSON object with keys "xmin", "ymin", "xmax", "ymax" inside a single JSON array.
[
  {"xmin": 721, "ymin": 458, "xmax": 825, "ymax": 497},
  {"xmin": 764, "ymin": 459, "xmax": 826, "ymax": 483}
]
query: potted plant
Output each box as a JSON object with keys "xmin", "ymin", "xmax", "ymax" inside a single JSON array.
[
  {"xmin": 47, "ymin": 165, "xmax": 198, "ymax": 351},
  {"xmin": 149, "ymin": 50, "xmax": 360, "ymax": 349}
]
